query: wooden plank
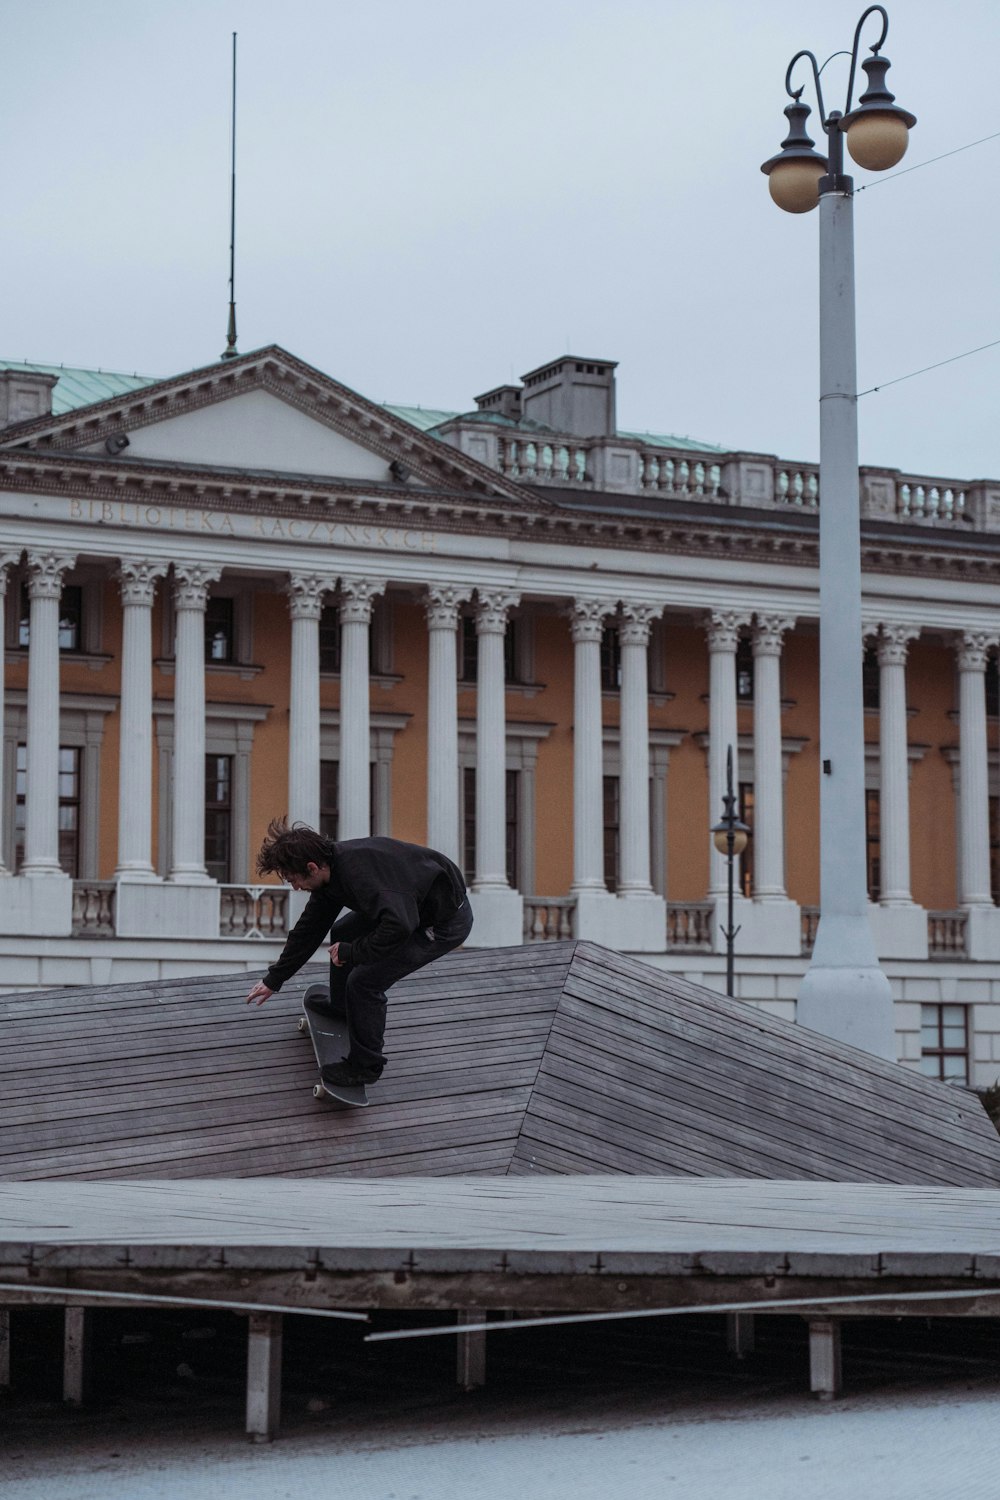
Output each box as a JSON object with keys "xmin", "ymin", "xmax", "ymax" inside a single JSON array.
[
  {"xmin": 561, "ymin": 967, "xmax": 1000, "ymax": 1166},
  {"xmin": 539, "ymin": 1015, "xmax": 996, "ymax": 1185}
]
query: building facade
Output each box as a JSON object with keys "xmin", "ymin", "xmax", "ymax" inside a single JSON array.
[{"xmin": 1, "ymin": 347, "xmax": 999, "ymax": 1087}]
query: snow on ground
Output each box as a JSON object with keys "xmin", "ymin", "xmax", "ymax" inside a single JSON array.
[{"xmin": 4, "ymin": 1381, "xmax": 1000, "ymax": 1500}]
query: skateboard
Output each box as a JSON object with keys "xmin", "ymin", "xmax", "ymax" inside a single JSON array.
[{"xmin": 298, "ymin": 984, "xmax": 370, "ymax": 1108}]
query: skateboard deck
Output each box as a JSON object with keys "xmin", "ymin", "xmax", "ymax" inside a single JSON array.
[{"xmin": 298, "ymin": 984, "xmax": 369, "ymax": 1108}]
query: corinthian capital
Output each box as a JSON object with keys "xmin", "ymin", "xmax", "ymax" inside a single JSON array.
[
  {"xmin": 475, "ymin": 589, "xmax": 521, "ymax": 635},
  {"xmin": 286, "ymin": 572, "xmax": 335, "ymax": 621},
  {"xmin": 118, "ymin": 558, "xmax": 168, "ymax": 608},
  {"xmin": 568, "ymin": 597, "xmax": 616, "ymax": 644},
  {"xmin": 26, "ymin": 550, "xmax": 77, "ymax": 600},
  {"xmin": 956, "ymin": 630, "xmax": 998, "ymax": 673},
  {"xmin": 752, "ymin": 613, "xmax": 796, "ymax": 658},
  {"xmin": 0, "ymin": 551, "xmax": 21, "ymax": 596},
  {"xmin": 423, "ymin": 583, "xmax": 471, "ymax": 630},
  {"xmin": 876, "ymin": 623, "xmax": 920, "ymax": 668},
  {"xmin": 173, "ymin": 563, "xmax": 222, "ymax": 611},
  {"xmin": 339, "ymin": 576, "xmax": 386, "ymax": 625},
  {"xmin": 618, "ymin": 602, "xmax": 660, "ymax": 647},
  {"xmin": 704, "ymin": 608, "xmax": 751, "ymax": 654}
]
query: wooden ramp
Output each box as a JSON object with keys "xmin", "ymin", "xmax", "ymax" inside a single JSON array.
[{"xmin": 2, "ymin": 940, "xmax": 999, "ymax": 1186}]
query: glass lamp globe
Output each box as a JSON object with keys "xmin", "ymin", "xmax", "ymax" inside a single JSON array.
[
  {"xmin": 767, "ymin": 157, "xmax": 825, "ymax": 214},
  {"xmin": 845, "ymin": 110, "xmax": 910, "ymax": 171}
]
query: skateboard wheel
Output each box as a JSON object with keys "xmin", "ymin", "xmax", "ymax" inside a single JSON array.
[
  {"xmin": 297, "ymin": 1016, "xmax": 307, "ymax": 1034},
  {"xmin": 312, "ymin": 1083, "xmax": 324, "ymax": 1100}
]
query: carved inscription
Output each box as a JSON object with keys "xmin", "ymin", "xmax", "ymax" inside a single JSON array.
[{"xmin": 67, "ymin": 498, "xmax": 436, "ymax": 551}]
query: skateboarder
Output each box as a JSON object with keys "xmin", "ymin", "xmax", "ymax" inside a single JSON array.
[{"xmin": 245, "ymin": 819, "xmax": 473, "ymax": 1087}]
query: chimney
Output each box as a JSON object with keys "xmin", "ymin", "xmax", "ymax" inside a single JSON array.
[
  {"xmin": 473, "ymin": 384, "xmax": 522, "ymax": 421},
  {"xmin": 0, "ymin": 368, "xmax": 58, "ymax": 429},
  {"xmin": 519, "ymin": 356, "xmax": 617, "ymax": 438}
]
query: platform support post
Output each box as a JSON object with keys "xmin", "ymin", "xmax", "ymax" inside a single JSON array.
[
  {"xmin": 246, "ymin": 1311, "xmax": 283, "ymax": 1442},
  {"xmin": 63, "ymin": 1307, "xmax": 92, "ymax": 1405},
  {"xmin": 808, "ymin": 1318, "xmax": 842, "ymax": 1401},
  {"xmin": 0, "ymin": 1310, "xmax": 10, "ymax": 1392},
  {"xmin": 726, "ymin": 1312, "xmax": 756, "ymax": 1359},
  {"xmin": 456, "ymin": 1309, "xmax": 486, "ymax": 1390}
]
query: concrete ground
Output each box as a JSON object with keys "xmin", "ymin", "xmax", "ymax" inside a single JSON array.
[{"xmin": 2, "ymin": 1309, "xmax": 999, "ymax": 1498}]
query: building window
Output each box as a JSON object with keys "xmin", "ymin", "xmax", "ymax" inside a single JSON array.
[
  {"xmin": 603, "ymin": 774, "xmax": 620, "ymax": 892},
  {"xmin": 18, "ymin": 583, "xmax": 83, "ymax": 652},
  {"xmin": 461, "ymin": 766, "xmax": 520, "ymax": 886},
  {"xmin": 319, "ymin": 606, "xmax": 342, "ymax": 674},
  {"xmin": 920, "ymin": 1003, "xmax": 969, "ymax": 1085},
  {"xmin": 320, "ymin": 760, "xmax": 339, "ymax": 842},
  {"xmin": 863, "ymin": 647, "xmax": 880, "ymax": 710},
  {"xmin": 600, "ymin": 627, "xmax": 621, "ymax": 692},
  {"xmin": 989, "ymin": 670, "xmax": 999, "ymax": 719},
  {"xmin": 459, "ymin": 616, "xmax": 519, "ymax": 683},
  {"xmin": 992, "ymin": 796, "xmax": 1000, "ymax": 903},
  {"xmin": 318, "ymin": 760, "xmax": 376, "ymax": 844},
  {"xmin": 736, "ymin": 637, "xmax": 754, "ymax": 701},
  {"xmin": 865, "ymin": 789, "xmax": 881, "ymax": 900},
  {"xmin": 15, "ymin": 744, "xmax": 81, "ymax": 876},
  {"xmin": 738, "ymin": 782, "xmax": 755, "ymax": 897},
  {"xmin": 205, "ymin": 598, "xmax": 234, "ymax": 663},
  {"xmin": 204, "ymin": 754, "xmax": 233, "ymax": 881}
]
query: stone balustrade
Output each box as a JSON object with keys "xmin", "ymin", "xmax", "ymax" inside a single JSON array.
[
  {"xmin": 523, "ymin": 896, "xmax": 575, "ymax": 943},
  {"xmin": 928, "ymin": 910, "xmax": 969, "ymax": 960},
  {"xmin": 219, "ymin": 885, "xmax": 289, "ymax": 940},
  {"xmin": 666, "ymin": 902, "xmax": 713, "ymax": 951},
  {"xmin": 71, "ymin": 882, "xmax": 116, "ymax": 936},
  {"xmin": 800, "ymin": 906, "xmax": 820, "ymax": 956}
]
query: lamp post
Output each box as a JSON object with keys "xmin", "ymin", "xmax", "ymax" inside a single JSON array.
[
  {"xmin": 712, "ymin": 745, "xmax": 751, "ymax": 998},
  {"xmin": 761, "ymin": 6, "xmax": 915, "ymax": 1059}
]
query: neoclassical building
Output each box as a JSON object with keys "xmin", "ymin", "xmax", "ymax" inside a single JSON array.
[{"xmin": 1, "ymin": 346, "xmax": 998, "ymax": 1086}]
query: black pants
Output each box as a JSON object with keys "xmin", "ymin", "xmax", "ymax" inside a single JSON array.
[{"xmin": 326, "ymin": 897, "xmax": 474, "ymax": 1072}]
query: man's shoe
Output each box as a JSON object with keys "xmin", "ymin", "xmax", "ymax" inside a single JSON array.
[{"xmin": 321, "ymin": 1060, "xmax": 382, "ymax": 1088}]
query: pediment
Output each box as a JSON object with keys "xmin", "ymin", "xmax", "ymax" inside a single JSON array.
[{"xmin": 0, "ymin": 345, "xmax": 547, "ymax": 507}]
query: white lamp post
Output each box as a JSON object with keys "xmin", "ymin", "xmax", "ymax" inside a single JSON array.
[{"xmin": 761, "ymin": 5, "xmax": 915, "ymax": 1059}]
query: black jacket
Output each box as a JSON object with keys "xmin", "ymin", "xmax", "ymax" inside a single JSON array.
[{"xmin": 262, "ymin": 836, "xmax": 467, "ymax": 992}]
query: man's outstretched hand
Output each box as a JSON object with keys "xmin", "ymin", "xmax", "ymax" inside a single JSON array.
[{"xmin": 246, "ymin": 980, "xmax": 273, "ymax": 1006}]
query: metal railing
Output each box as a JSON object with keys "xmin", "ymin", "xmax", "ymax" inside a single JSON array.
[
  {"xmin": 219, "ymin": 885, "xmax": 289, "ymax": 940},
  {"xmin": 666, "ymin": 902, "xmax": 713, "ymax": 951},
  {"xmin": 928, "ymin": 910, "xmax": 969, "ymax": 960},
  {"xmin": 523, "ymin": 897, "xmax": 576, "ymax": 942},
  {"xmin": 71, "ymin": 881, "xmax": 116, "ymax": 936}
]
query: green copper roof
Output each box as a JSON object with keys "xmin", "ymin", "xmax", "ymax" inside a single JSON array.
[
  {"xmin": 0, "ymin": 360, "xmax": 159, "ymax": 415},
  {"xmin": 388, "ymin": 401, "xmax": 725, "ymax": 453},
  {"xmin": 382, "ymin": 403, "xmax": 458, "ymax": 432}
]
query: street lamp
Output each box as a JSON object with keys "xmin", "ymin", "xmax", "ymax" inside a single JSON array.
[
  {"xmin": 760, "ymin": 6, "xmax": 914, "ymax": 1059},
  {"xmin": 712, "ymin": 744, "xmax": 750, "ymax": 998}
]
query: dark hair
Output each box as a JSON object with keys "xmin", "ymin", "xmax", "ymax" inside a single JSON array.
[{"xmin": 256, "ymin": 817, "xmax": 331, "ymax": 878}]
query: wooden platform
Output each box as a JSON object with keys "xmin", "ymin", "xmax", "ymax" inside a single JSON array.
[{"xmin": 2, "ymin": 941, "xmax": 999, "ymax": 1185}]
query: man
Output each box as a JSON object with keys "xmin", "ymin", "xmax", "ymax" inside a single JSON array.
[{"xmin": 246, "ymin": 818, "xmax": 473, "ymax": 1087}]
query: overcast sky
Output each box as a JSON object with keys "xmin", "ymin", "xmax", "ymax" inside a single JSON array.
[{"xmin": 2, "ymin": 0, "xmax": 998, "ymax": 482}]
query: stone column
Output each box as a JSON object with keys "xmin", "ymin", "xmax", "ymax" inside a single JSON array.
[
  {"xmin": 957, "ymin": 631, "xmax": 995, "ymax": 907},
  {"xmin": 338, "ymin": 578, "xmax": 385, "ymax": 841},
  {"xmin": 473, "ymin": 589, "xmax": 520, "ymax": 889},
  {"xmin": 0, "ymin": 553, "xmax": 21, "ymax": 876},
  {"xmin": 751, "ymin": 614, "xmax": 795, "ymax": 899},
  {"xmin": 115, "ymin": 560, "xmax": 167, "ymax": 879},
  {"xmin": 286, "ymin": 573, "xmax": 332, "ymax": 829},
  {"xmin": 21, "ymin": 551, "xmax": 76, "ymax": 875},
  {"xmin": 618, "ymin": 603, "xmax": 658, "ymax": 894},
  {"xmin": 424, "ymin": 584, "xmax": 470, "ymax": 862},
  {"xmin": 706, "ymin": 610, "xmax": 750, "ymax": 896},
  {"xmin": 877, "ymin": 624, "xmax": 920, "ymax": 905},
  {"xmin": 169, "ymin": 564, "xmax": 220, "ymax": 882},
  {"xmin": 569, "ymin": 599, "xmax": 616, "ymax": 893}
]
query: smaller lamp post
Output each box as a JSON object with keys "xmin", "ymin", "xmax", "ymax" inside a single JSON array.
[{"xmin": 712, "ymin": 744, "xmax": 751, "ymax": 997}]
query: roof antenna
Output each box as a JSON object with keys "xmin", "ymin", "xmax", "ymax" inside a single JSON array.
[{"xmin": 221, "ymin": 32, "xmax": 239, "ymax": 360}]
